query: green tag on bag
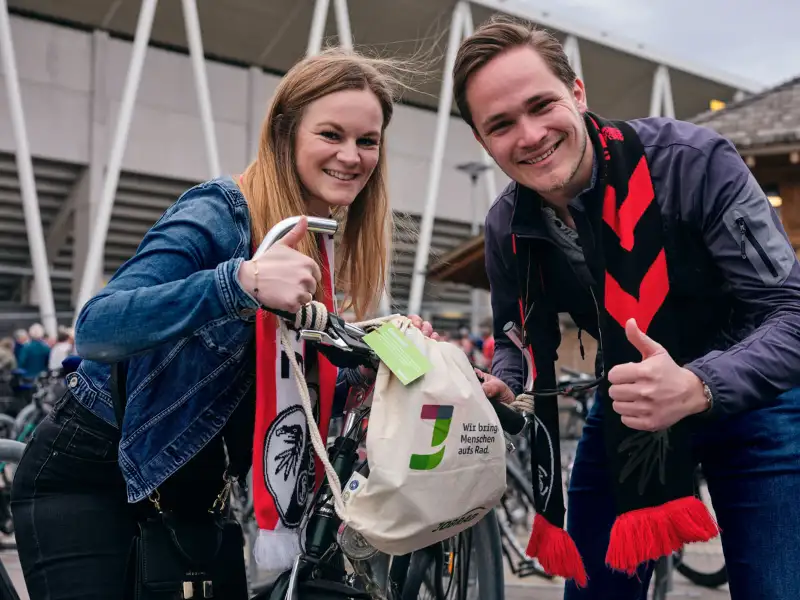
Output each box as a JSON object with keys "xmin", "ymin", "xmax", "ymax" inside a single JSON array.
[{"xmin": 362, "ymin": 322, "xmax": 432, "ymax": 385}]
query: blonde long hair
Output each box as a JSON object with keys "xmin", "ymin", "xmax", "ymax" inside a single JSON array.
[{"xmin": 240, "ymin": 49, "xmax": 403, "ymax": 320}]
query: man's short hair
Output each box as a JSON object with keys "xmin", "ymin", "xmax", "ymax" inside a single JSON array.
[{"xmin": 453, "ymin": 15, "xmax": 577, "ymax": 129}]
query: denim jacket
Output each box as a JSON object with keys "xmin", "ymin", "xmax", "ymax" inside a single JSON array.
[{"xmin": 70, "ymin": 176, "xmax": 351, "ymax": 503}]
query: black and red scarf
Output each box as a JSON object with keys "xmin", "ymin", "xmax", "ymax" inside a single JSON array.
[{"xmin": 515, "ymin": 113, "xmax": 718, "ymax": 586}]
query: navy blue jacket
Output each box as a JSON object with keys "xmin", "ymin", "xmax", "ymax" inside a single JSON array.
[{"xmin": 485, "ymin": 117, "xmax": 800, "ymax": 417}]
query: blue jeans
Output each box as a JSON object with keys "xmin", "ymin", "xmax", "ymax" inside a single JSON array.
[{"xmin": 564, "ymin": 389, "xmax": 800, "ymax": 600}]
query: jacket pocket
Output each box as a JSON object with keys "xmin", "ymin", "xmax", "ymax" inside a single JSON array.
[
  {"xmin": 734, "ymin": 215, "xmax": 779, "ymax": 279},
  {"xmin": 721, "ymin": 177, "xmax": 795, "ymax": 288},
  {"xmin": 197, "ymin": 317, "xmax": 248, "ymax": 357},
  {"xmin": 50, "ymin": 403, "xmax": 118, "ymax": 464}
]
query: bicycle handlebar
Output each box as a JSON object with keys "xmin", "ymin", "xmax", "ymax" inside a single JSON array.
[
  {"xmin": 254, "ymin": 216, "xmax": 366, "ymax": 339},
  {"xmin": 487, "ymin": 397, "xmax": 526, "ymax": 436},
  {"xmin": 252, "ymin": 216, "xmax": 339, "ymax": 260},
  {"xmin": 257, "ymin": 217, "xmax": 526, "ymax": 435},
  {"xmin": 0, "ymin": 439, "xmax": 25, "ymax": 464}
]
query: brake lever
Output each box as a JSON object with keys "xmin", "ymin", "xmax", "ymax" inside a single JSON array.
[
  {"xmin": 327, "ymin": 315, "xmax": 371, "ymax": 352},
  {"xmin": 300, "ymin": 314, "xmax": 379, "ymax": 370},
  {"xmin": 300, "ymin": 330, "xmax": 350, "ymax": 350}
]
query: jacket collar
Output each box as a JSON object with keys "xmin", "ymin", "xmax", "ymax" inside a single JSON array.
[{"xmin": 509, "ymin": 150, "xmax": 600, "ymax": 239}]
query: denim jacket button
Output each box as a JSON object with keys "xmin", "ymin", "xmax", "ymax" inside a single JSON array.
[
  {"xmin": 239, "ymin": 308, "xmax": 256, "ymax": 318},
  {"xmin": 68, "ymin": 375, "xmax": 78, "ymax": 388}
]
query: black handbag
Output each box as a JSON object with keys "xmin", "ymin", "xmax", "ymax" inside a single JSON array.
[{"xmin": 111, "ymin": 362, "xmax": 249, "ymax": 600}]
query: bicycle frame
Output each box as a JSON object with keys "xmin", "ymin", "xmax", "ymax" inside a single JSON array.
[
  {"xmin": 256, "ymin": 217, "xmax": 518, "ymax": 600},
  {"xmin": 263, "ymin": 401, "xmax": 394, "ymax": 600},
  {"xmin": 253, "ymin": 217, "xmax": 392, "ymax": 599}
]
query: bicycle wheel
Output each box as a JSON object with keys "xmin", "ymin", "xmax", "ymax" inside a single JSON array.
[
  {"xmin": 674, "ymin": 548, "xmax": 728, "ymax": 588},
  {"xmin": 400, "ymin": 509, "xmax": 504, "ymax": 600},
  {"xmin": 673, "ymin": 468, "xmax": 728, "ymax": 589}
]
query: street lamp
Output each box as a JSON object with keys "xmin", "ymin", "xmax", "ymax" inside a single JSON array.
[
  {"xmin": 456, "ymin": 161, "xmax": 492, "ymax": 332},
  {"xmin": 456, "ymin": 161, "xmax": 492, "ymax": 236}
]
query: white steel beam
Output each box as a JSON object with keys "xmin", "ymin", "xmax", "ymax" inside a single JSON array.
[
  {"xmin": 307, "ymin": 0, "xmax": 331, "ymax": 56},
  {"xmin": 563, "ymin": 35, "xmax": 584, "ymax": 81},
  {"xmin": 463, "ymin": 4, "xmax": 498, "ymax": 209},
  {"xmin": 11, "ymin": 166, "xmax": 82, "ymax": 301},
  {"xmin": 661, "ymin": 67, "xmax": 675, "ymax": 119},
  {"xmin": 75, "ymin": 0, "xmax": 158, "ymax": 315},
  {"xmin": 182, "ymin": 0, "xmax": 221, "ymax": 178},
  {"xmin": 72, "ymin": 30, "xmax": 109, "ymax": 307},
  {"xmin": 0, "ymin": 0, "xmax": 58, "ymax": 338},
  {"xmin": 246, "ymin": 66, "xmax": 263, "ymax": 161},
  {"xmin": 649, "ymin": 65, "xmax": 675, "ymax": 119},
  {"xmin": 332, "ymin": 0, "xmax": 353, "ymax": 50},
  {"xmin": 459, "ymin": 3, "xmax": 498, "ymax": 207},
  {"xmin": 407, "ymin": 1, "xmax": 467, "ymax": 315}
]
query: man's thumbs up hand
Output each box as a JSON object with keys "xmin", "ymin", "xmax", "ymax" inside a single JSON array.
[
  {"xmin": 625, "ymin": 318, "xmax": 665, "ymax": 359},
  {"xmin": 608, "ymin": 319, "xmax": 708, "ymax": 431}
]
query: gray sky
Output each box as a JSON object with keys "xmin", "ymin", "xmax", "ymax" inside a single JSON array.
[{"xmin": 524, "ymin": 0, "xmax": 800, "ymax": 88}]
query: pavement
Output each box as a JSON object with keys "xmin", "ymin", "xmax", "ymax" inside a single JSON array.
[
  {"xmin": 0, "ymin": 544, "xmax": 731, "ymax": 600},
  {"xmin": 504, "ymin": 572, "xmax": 730, "ymax": 600},
  {"xmin": 504, "ymin": 542, "xmax": 730, "ymax": 600},
  {"xmin": 1, "ymin": 545, "xmax": 26, "ymax": 600}
]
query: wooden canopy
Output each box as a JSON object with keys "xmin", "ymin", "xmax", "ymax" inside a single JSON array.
[{"xmin": 427, "ymin": 234, "xmax": 489, "ymax": 290}]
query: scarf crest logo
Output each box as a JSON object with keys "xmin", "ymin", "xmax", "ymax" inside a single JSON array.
[
  {"xmin": 262, "ymin": 342, "xmax": 321, "ymax": 529},
  {"xmin": 600, "ymin": 126, "xmax": 624, "ymax": 142}
]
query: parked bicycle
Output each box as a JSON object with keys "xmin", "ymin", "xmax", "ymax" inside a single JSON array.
[
  {"xmin": 0, "ymin": 368, "xmax": 62, "ymax": 540},
  {"xmin": 0, "ymin": 439, "xmax": 26, "ymax": 600}
]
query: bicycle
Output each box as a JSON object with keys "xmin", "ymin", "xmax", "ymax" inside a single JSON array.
[
  {"xmin": 0, "ymin": 439, "xmax": 26, "ymax": 600},
  {"xmin": 496, "ymin": 452, "xmax": 552, "ymax": 582},
  {"xmin": 241, "ymin": 216, "xmax": 523, "ymax": 599},
  {"xmin": 672, "ymin": 467, "xmax": 728, "ymax": 589},
  {"xmin": 0, "ymin": 370, "xmax": 59, "ymax": 540}
]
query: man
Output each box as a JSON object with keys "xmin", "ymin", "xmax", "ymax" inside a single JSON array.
[
  {"xmin": 455, "ymin": 15, "xmax": 800, "ymax": 600},
  {"xmin": 18, "ymin": 323, "xmax": 51, "ymax": 379}
]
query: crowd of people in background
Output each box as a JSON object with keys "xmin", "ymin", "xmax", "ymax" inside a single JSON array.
[
  {"xmin": 435, "ymin": 318, "xmax": 495, "ymax": 371},
  {"xmin": 0, "ymin": 324, "xmax": 76, "ymax": 378},
  {"xmin": 0, "ymin": 317, "xmax": 494, "ymax": 376}
]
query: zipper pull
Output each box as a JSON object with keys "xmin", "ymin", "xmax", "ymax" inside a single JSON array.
[
  {"xmin": 735, "ymin": 217, "xmax": 747, "ymax": 259},
  {"xmin": 578, "ymin": 328, "xmax": 585, "ymax": 360}
]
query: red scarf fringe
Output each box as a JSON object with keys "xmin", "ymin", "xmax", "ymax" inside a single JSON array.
[
  {"xmin": 526, "ymin": 514, "xmax": 588, "ymax": 587},
  {"xmin": 605, "ymin": 496, "xmax": 720, "ymax": 575}
]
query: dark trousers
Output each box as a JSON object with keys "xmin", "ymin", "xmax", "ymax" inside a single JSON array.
[
  {"xmin": 11, "ymin": 392, "xmax": 227, "ymax": 600},
  {"xmin": 564, "ymin": 389, "xmax": 800, "ymax": 600}
]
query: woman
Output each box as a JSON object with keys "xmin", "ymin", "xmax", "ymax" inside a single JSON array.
[{"xmin": 12, "ymin": 49, "xmax": 432, "ymax": 599}]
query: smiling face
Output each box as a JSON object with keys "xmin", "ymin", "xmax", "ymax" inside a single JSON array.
[
  {"xmin": 294, "ymin": 88, "xmax": 384, "ymax": 216},
  {"xmin": 466, "ymin": 46, "xmax": 593, "ymax": 204}
]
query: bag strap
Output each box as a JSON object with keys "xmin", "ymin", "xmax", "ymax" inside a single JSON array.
[
  {"xmin": 108, "ymin": 361, "xmax": 249, "ymax": 481},
  {"xmin": 274, "ymin": 314, "xmax": 396, "ymax": 520},
  {"xmin": 110, "ymin": 361, "xmax": 128, "ymax": 431}
]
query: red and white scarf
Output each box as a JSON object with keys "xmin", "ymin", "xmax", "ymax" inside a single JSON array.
[{"xmin": 252, "ymin": 233, "xmax": 338, "ymax": 573}]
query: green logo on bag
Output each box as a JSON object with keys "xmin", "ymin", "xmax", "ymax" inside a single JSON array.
[{"xmin": 409, "ymin": 404, "xmax": 454, "ymax": 470}]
